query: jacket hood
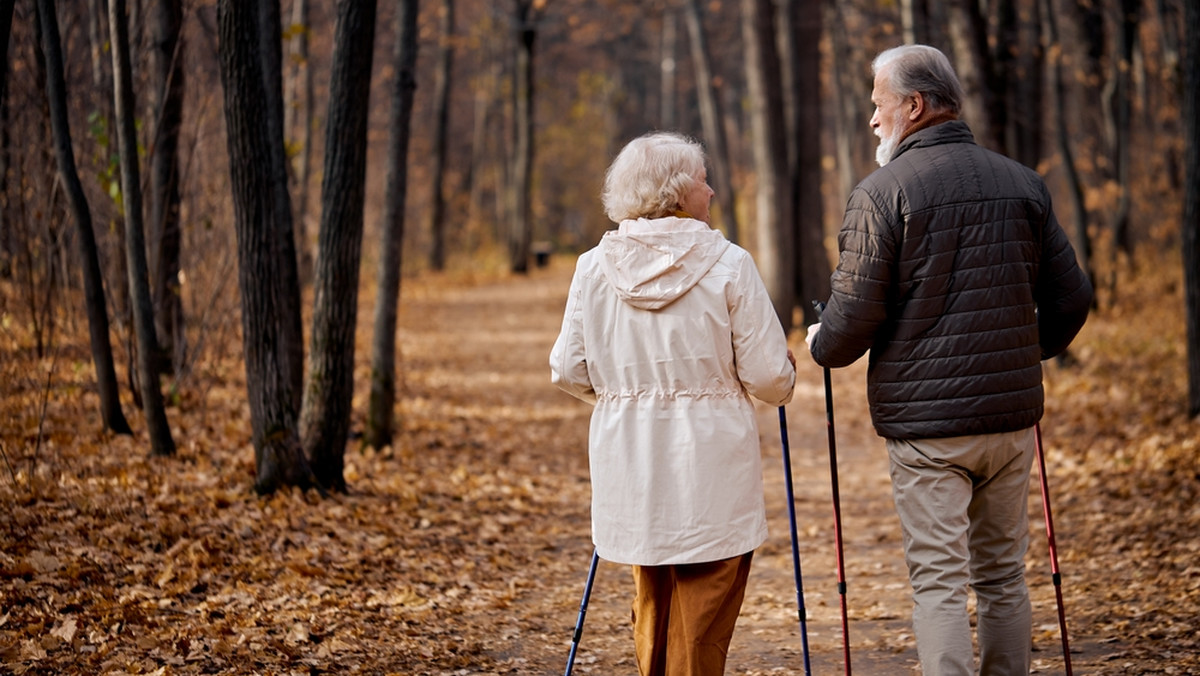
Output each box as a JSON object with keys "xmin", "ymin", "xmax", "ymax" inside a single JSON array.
[{"xmin": 598, "ymin": 217, "xmax": 731, "ymax": 310}]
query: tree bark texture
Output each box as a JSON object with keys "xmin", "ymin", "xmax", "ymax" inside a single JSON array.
[
  {"xmin": 784, "ymin": 0, "xmax": 830, "ymax": 323},
  {"xmin": 0, "ymin": 0, "xmax": 11, "ymax": 278},
  {"xmin": 1111, "ymin": 0, "xmax": 1139, "ymax": 256},
  {"xmin": 284, "ymin": 0, "xmax": 314, "ymax": 283},
  {"xmin": 508, "ymin": 0, "xmax": 538, "ymax": 274},
  {"xmin": 1183, "ymin": 0, "xmax": 1200, "ymax": 416},
  {"xmin": 900, "ymin": 0, "xmax": 928, "ymax": 44},
  {"xmin": 659, "ymin": 10, "xmax": 676, "ymax": 129},
  {"xmin": 367, "ymin": 0, "xmax": 420, "ymax": 451},
  {"xmin": 827, "ymin": 2, "xmax": 867, "ymax": 208},
  {"xmin": 258, "ymin": 0, "xmax": 305, "ymax": 408},
  {"xmin": 741, "ymin": 0, "xmax": 794, "ymax": 331},
  {"xmin": 682, "ymin": 0, "xmax": 738, "ymax": 244},
  {"xmin": 0, "ymin": 0, "xmax": 13, "ymax": 100},
  {"xmin": 35, "ymin": 0, "xmax": 132, "ymax": 435},
  {"xmin": 147, "ymin": 0, "xmax": 186, "ymax": 378},
  {"xmin": 216, "ymin": 0, "xmax": 313, "ymax": 494},
  {"xmin": 81, "ymin": 0, "xmax": 131, "ymax": 335},
  {"xmin": 109, "ymin": 0, "xmax": 176, "ymax": 456},
  {"xmin": 1043, "ymin": 0, "xmax": 1095, "ymax": 297},
  {"xmin": 946, "ymin": 0, "xmax": 1003, "ymax": 151},
  {"xmin": 427, "ymin": 0, "xmax": 453, "ymax": 271},
  {"xmin": 300, "ymin": 0, "xmax": 378, "ymax": 492},
  {"xmin": 1008, "ymin": 0, "xmax": 1044, "ymax": 168}
]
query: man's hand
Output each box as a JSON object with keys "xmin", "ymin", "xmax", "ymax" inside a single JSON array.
[{"xmin": 805, "ymin": 322, "xmax": 822, "ymax": 351}]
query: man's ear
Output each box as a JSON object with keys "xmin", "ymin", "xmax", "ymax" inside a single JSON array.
[{"xmin": 908, "ymin": 92, "xmax": 927, "ymax": 121}]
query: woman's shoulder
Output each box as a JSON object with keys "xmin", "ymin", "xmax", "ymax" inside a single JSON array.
[
  {"xmin": 714, "ymin": 240, "xmax": 757, "ymax": 270},
  {"xmin": 569, "ymin": 246, "xmax": 607, "ymax": 281}
]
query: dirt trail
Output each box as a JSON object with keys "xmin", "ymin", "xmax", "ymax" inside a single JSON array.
[
  {"xmin": 0, "ymin": 253, "xmax": 1154, "ymax": 675},
  {"xmin": 406, "ymin": 259, "xmax": 1112, "ymax": 675}
]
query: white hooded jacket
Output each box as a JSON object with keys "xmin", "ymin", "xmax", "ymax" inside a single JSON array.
[{"xmin": 550, "ymin": 217, "xmax": 795, "ymax": 566}]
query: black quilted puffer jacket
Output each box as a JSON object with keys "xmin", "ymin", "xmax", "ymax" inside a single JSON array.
[{"xmin": 810, "ymin": 120, "xmax": 1093, "ymax": 440}]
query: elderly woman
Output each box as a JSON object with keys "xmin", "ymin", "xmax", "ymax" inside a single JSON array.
[{"xmin": 550, "ymin": 131, "xmax": 796, "ymax": 676}]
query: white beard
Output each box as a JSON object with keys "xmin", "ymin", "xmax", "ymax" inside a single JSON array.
[
  {"xmin": 875, "ymin": 128, "xmax": 901, "ymax": 167},
  {"xmin": 875, "ymin": 136, "xmax": 896, "ymax": 167},
  {"xmin": 875, "ymin": 109, "xmax": 908, "ymax": 167}
]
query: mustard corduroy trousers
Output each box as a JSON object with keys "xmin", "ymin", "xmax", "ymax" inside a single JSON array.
[{"xmin": 630, "ymin": 551, "xmax": 754, "ymax": 676}]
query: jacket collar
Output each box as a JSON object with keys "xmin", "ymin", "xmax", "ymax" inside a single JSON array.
[{"xmin": 892, "ymin": 119, "xmax": 976, "ymax": 162}]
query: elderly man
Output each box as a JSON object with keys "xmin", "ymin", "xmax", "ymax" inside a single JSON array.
[{"xmin": 806, "ymin": 45, "xmax": 1092, "ymax": 675}]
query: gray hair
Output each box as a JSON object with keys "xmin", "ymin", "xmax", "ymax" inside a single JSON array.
[
  {"xmin": 601, "ymin": 131, "xmax": 707, "ymax": 223},
  {"xmin": 872, "ymin": 44, "xmax": 964, "ymax": 116}
]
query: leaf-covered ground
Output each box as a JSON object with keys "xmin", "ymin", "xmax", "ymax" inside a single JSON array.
[{"xmin": 1, "ymin": 253, "xmax": 1197, "ymax": 675}]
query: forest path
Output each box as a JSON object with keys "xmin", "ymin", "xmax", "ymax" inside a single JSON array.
[
  {"xmin": 0, "ymin": 252, "xmax": 1149, "ymax": 675},
  {"xmin": 401, "ymin": 257, "xmax": 1106, "ymax": 675}
]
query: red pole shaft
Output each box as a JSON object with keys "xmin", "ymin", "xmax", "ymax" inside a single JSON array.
[{"xmin": 1034, "ymin": 422, "xmax": 1073, "ymax": 676}]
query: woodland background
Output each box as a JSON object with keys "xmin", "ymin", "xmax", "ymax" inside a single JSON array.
[{"xmin": 1, "ymin": 0, "xmax": 1199, "ymax": 673}]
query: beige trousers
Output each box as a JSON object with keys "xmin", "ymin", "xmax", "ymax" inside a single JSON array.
[
  {"xmin": 630, "ymin": 552, "xmax": 753, "ymax": 676},
  {"xmin": 886, "ymin": 428, "xmax": 1036, "ymax": 676}
]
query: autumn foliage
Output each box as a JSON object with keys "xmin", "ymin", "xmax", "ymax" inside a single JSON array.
[{"xmin": 2, "ymin": 246, "xmax": 1198, "ymax": 674}]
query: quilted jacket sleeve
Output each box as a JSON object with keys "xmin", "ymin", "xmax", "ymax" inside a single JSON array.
[
  {"xmin": 810, "ymin": 185, "xmax": 897, "ymax": 369},
  {"xmin": 1034, "ymin": 197, "xmax": 1093, "ymax": 358}
]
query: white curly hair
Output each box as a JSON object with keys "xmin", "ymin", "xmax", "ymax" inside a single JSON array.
[{"xmin": 601, "ymin": 131, "xmax": 707, "ymax": 223}]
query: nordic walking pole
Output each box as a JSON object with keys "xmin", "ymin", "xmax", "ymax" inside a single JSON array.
[
  {"xmin": 778, "ymin": 406, "xmax": 813, "ymax": 676},
  {"xmin": 814, "ymin": 301, "xmax": 852, "ymax": 675},
  {"xmin": 1034, "ymin": 422, "xmax": 1074, "ymax": 676},
  {"xmin": 564, "ymin": 548, "xmax": 600, "ymax": 676}
]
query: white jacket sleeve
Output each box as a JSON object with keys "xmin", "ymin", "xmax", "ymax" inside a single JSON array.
[
  {"xmin": 728, "ymin": 250, "xmax": 796, "ymax": 406},
  {"xmin": 550, "ymin": 264, "xmax": 597, "ymax": 405}
]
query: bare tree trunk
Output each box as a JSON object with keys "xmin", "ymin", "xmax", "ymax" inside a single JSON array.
[
  {"xmin": 994, "ymin": 0, "xmax": 1016, "ymax": 154},
  {"xmin": 284, "ymin": 0, "xmax": 314, "ymax": 283},
  {"xmin": 0, "ymin": 89, "xmax": 7, "ymax": 282},
  {"xmin": 0, "ymin": 0, "xmax": 12, "ymax": 98},
  {"xmin": 109, "ymin": 0, "xmax": 176, "ymax": 456},
  {"xmin": 828, "ymin": 2, "xmax": 866, "ymax": 207},
  {"xmin": 0, "ymin": 0, "xmax": 12, "ymax": 279},
  {"xmin": 1065, "ymin": 0, "xmax": 1107, "ymax": 266},
  {"xmin": 946, "ymin": 0, "xmax": 1002, "ymax": 150},
  {"xmin": 1111, "ymin": 0, "xmax": 1139, "ymax": 258},
  {"xmin": 1182, "ymin": 0, "xmax": 1199, "ymax": 416},
  {"xmin": 1003, "ymin": 0, "xmax": 1044, "ymax": 168},
  {"xmin": 147, "ymin": 0, "xmax": 186, "ymax": 378},
  {"xmin": 466, "ymin": 58, "xmax": 498, "ymax": 237},
  {"xmin": 216, "ymin": 0, "xmax": 314, "ymax": 494},
  {"xmin": 1043, "ymin": 0, "xmax": 1095, "ymax": 300},
  {"xmin": 367, "ymin": 0, "xmax": 419, "ymax": 451},
  {"xmin": 783, "ymin": 0, "xmax": 829, "ymax": 323},
  {"xmin": 741, "ymin": 0, "xmax": 794, "ymax": 331},
  {"xmin": 900, "ymin": 0, "xmax": 930, "ymax": 44},
  {"xmin": 35, "ymin": 0, "xmax": 132, "ymax": 435},
  {"xmin": 427, "ymin": 0, "xmax": 453, "ymax": 271},
  {"xmin": 507, "ymin": 0, "xmax": 539, "ymax": 274},
  {"xmin": 300, "ymin": 0, "xmax": 377, "ymax": 493},
  {"xmin": 82, "ymin": 0, "xmax": 131, "ymax": 343},
  {"xmin": 660, "ymin": 9, "xmax": 676, "ymax": 129},
  {"xmin": 682, "ymin": 0, "xmax": 738, "ymax": 243},
  {"xmin": 27, "ymin": 4, "xmax": 57, "ymax": 357},
  {"xmin": 87, "ymin": 0, "xmax": 106, "ymax": 85},
  {"xmin": 259, "ymin": 0, "xmax": 305, "ymax": 407}
]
